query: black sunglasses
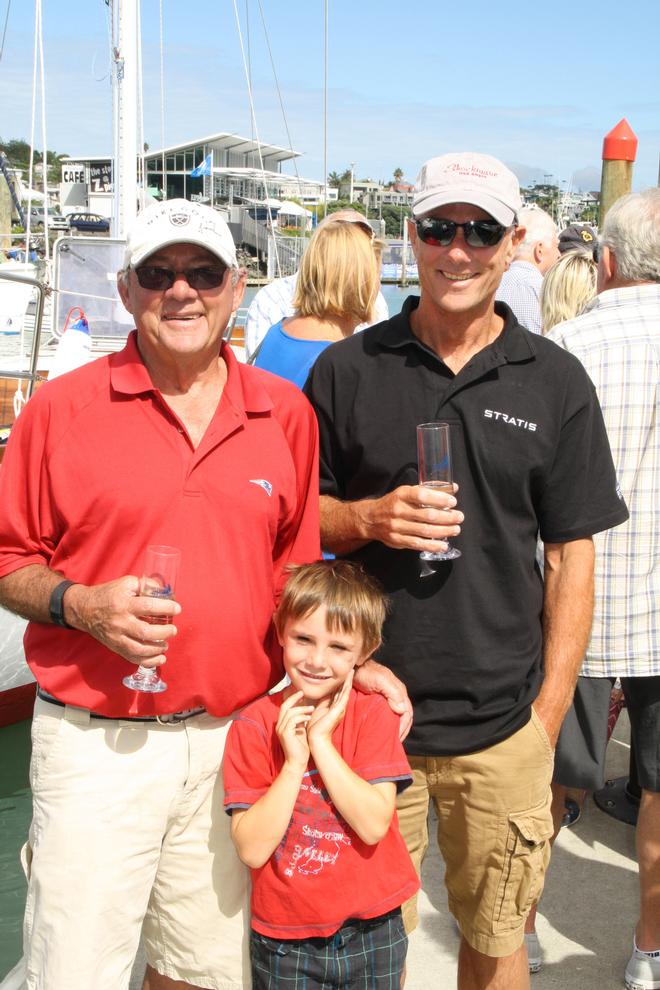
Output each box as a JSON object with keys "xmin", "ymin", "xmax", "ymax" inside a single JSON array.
[
  {"xmin": 134, "ymin": 264, "xmax": 228, "ymax": 291},
  {"xmin": 414, "ymin": 217, "xmax": 510, "ymax": 249}
]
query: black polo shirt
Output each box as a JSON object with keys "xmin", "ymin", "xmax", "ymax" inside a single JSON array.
[{"xmin": 304, "ymin": 296, "xmax": 628, "ymax": 756}]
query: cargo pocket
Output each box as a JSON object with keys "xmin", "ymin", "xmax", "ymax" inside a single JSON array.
[{"xmin": 492, "ymin": 797, "xmax": 553, "ymax": 933}]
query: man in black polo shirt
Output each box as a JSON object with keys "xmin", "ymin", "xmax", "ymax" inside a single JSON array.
[{"xmin": 304, "ymin": 152, "xmax": 628, "ymax": 990}]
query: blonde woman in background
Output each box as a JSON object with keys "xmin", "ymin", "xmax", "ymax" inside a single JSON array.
[
  {"xmin": 253, "ymin": 221, "xmax": 380, "ymax": 388},
  {"xmin": 540, "ymin": 250, "xmax": 598, "ymax": 334}
]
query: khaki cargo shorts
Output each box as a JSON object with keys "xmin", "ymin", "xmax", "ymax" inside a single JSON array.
[{"xmin": 397, "ymin": 708, "xmax": 554, "ymax": 958}]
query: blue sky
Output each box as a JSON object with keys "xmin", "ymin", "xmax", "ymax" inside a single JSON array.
[{"xmin": 2, "ymin": 0, "xmax": 659, "ymax": 191}]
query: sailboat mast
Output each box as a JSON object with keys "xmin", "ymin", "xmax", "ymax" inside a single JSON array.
[{"xmin": 112, "ymin": 0, "xmax": 139, "ymax": 239}]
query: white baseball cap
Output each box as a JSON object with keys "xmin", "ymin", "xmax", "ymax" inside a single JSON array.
[
  {"xmin": 123, "ymin": 199, "xmax": 238, "ymax": 270},
  {"xmin": 412, "ymin": 153, "xmax": 522, "ymax": 226}
]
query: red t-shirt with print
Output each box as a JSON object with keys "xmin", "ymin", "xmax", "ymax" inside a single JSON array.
[{"xmin": 224, "ymin": 688, "xmax": 419, "ymax": 939}]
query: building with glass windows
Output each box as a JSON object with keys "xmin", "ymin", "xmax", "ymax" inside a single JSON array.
[{"xmin": 60, "ymin": 131, "xmax": 329, "ymax": 214}]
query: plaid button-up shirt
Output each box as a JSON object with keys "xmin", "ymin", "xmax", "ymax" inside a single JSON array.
[
  {"xmin": 548, "ymin": 284, "xmax": 660, "ymax": 677},
  {"xmin": 495, "ymin": 261, "xmax": 543, "ymax": 334}
]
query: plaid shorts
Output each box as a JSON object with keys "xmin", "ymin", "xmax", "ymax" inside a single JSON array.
[{"xmin": 250, "ymin": 908, "xmax": 408, "ymax": 989}]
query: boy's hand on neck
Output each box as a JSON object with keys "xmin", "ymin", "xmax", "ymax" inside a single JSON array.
[
  {"xmin": 276, "ymin": 690, "xmax": 313, "ymax": 771},
  {"xmin": 307, "ymin": 671, "xmax": 354, "ymax": 750}
]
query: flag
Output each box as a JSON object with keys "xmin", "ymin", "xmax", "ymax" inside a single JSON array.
[{"xmin": 190, "ymin": 153, "xmax": 213, "ymax": 178}]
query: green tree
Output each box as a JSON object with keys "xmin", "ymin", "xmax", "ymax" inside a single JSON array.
[
  {"xmin": 0, "ymin": 137, "xmax": 69, "ymax": 185},
  {"xmin": 393, "ymin": 167, "xmax": 404, "ymax": 184},
  {"xmin": 315, "ymin": 199, "xmax": 367, "ymax": 224},
  {"xmin": 580, "ymin": 204, "xmax": 599, "ymax": 223},
  {"xmin": 381, "ymin": 204, "xmax": 411, "ymax": 237}
]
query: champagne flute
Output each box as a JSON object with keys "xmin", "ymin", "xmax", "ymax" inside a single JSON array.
[
  {"xmin": 417, "ymin": 422, "xmax": 461, "ymax": 562},
  {"xmin": 122, "ymin": 545, "xmax": 181, "ymax": 693}
]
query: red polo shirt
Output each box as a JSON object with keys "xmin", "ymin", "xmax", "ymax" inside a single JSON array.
[{"xmin": 0, "ymin": 333, "xmax": 320, "ymax": 716}]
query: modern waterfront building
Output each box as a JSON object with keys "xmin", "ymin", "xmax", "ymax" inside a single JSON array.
[{"xmin": 59, "ymin": 131, "xmax": 332, "ymax": 217}]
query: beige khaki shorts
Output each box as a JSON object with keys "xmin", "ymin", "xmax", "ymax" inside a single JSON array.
[
  {"xmin": 397, "ymin": 708, "xmax": 554, "ymax": 958},
  {"xmin": 23, "ymin": 697, "xmax": 250, "ymax": 990}
]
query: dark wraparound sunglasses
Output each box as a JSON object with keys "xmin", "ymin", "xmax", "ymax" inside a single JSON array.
[
  {"xmin": 134, "ymin": 265, "xmax": 228, "ymax": 290},
  {"xmin": 414, "ymin": 217, "xmax": 510, "ymax": 248}
]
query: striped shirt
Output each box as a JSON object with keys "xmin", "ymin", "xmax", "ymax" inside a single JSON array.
[
  {"xmin": 495, "ymin": 261, "xmax": 543, "ymax": 334},
  {"xmin": 548, "ymin": 284, "xmax": 660, "ymax": 677}
]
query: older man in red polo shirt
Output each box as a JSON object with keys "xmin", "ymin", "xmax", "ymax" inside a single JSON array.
[{"xmin": 0, "ymin": 199, "xmax": 409, "ymax": 990}]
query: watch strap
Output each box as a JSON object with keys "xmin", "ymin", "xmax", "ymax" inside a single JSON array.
[{"xmin": 49, "ymin": 579, "xmax": 76, "ymax": 629}]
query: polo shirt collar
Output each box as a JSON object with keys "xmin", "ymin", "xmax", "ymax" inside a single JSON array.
[
  {"xmin": 221, "ymin": 340, "xmax": 274, "ymax": 416},
  {"xmin": 109, "ymin": 330, "xmax": 155, "ymax": 395},
  {"xmin": 379, "ymin": 295, "xmax": 536, "ymax": 367},
  {"xmin": 581, "ymin": 282, "xmax": 660, "ymax": 313},
  {"xmin": 109, "ymin": 330, "xmax": 274, "ymax": 415}
]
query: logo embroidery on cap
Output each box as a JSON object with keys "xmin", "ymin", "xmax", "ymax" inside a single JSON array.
[
  {"xmin": 249, "ymin": 479, "xmax": 273, "ymax": 496},
  {"xmin": 169, "ymin": 209, "xmax": 191, "ymax": 227}
]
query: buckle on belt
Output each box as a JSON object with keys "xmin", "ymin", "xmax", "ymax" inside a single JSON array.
[{"xmin": 156, "ymin": 707, "xmax": 206, "ymax": 725}]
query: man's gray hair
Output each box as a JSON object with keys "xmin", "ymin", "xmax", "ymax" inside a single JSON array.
[
  {"xmin": 600, "ymin": 188, "xmax": 660, "ymax": 283},
  {"xmin": 515, "ymin": 206, "xmax": 557, "ymax": 257}
]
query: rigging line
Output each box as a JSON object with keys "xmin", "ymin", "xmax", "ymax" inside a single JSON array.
[
  {"xmin": 37, "ymin": 0, "xmax": 49, "ymax": 263},
  {"xmin": 26, "ymin": 0, "xmax": 39, "ymax": 246},
  {"xmin": 159, "ymin": 0, "xmax": 166, "ymax": 200},
  {"xmin": 231, "ymin": 0, "xmax": 281, "ymax": 276},
  {"xmin": 136, "ymin": 0, "xmax": 146, "ymax": 200},
  {"xmin": 323, "ymin": 0, "xmax": 328, "ymax": 212},
  {"xmin": 15, "ymin": 0, "xmax": 41, "ymax": 404},
  {"xmin": 255, "ymin": 0, "xmax": 302, "ymax": 197},
  {"xmin": 0, "ymin": 0, "xmax": 11, "ymax": 62},
  {"xmin": 95, "ymin": 0, "xmax": 113, "ymax": 83},
  {"xmin": 245, "ymin": 0, "xmax": 253, "ymax": 145}
]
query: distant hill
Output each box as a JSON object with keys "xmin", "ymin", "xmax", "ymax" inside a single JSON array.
[
  {"xmin": 506, "ymin": 161, "xmax": 601, "ymax": 194},
  {"xmin": 569, "ymin": 166, "xmax": 601, "ymax": 193}
]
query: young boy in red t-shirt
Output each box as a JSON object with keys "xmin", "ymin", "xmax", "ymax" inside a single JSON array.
[{"xmin": 223, "ymin": 560, "xmax": 419, "ymax": 989}]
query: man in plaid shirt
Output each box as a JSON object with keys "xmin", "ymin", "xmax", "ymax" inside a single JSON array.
[
  {"xmin": 542, "ymin": 188, "xmax": 660, "ymax": 990},
  {"xmin": 495, "ymin": 205, "xmax": 559, "ymax": 333}
]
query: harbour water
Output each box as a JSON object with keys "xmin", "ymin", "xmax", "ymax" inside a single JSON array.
[{"xmin": 0, "ymin": 720, "xmax": 31, "ymax": 978}]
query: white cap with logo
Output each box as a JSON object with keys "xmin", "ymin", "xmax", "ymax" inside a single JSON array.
[
  {"xmin": 123, "ymin": 199, "xmax": 238, "ymax": 270},
  {"xmin": 412, "ymin": 153, "xmax": 522, "ymax": 226}
]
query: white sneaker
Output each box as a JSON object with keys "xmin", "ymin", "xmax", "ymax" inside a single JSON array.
[
  {"xmin": 525, "ymin": 932, "xmax": 542, "ymax": 974},
  {"xmin": 625, "ymin": 941, "xmax": 660, "ymax": 990}
]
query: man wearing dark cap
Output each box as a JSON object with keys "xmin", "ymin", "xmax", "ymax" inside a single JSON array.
[
  {"xmin": 558, "ymin": 222, "xmax": 598, "ymax": 257},
  {"xmin": 304, "ymin": 152, "xmax": 628, "ymax": 989}
]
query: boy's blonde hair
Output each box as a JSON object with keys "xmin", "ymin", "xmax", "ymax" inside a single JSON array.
[
  {"xmin": 540, "ymin": 250, "xmax": 597, "ymax": 334},
  {"xmin": 274, "ymin": 560, "xmax": 386, "ymax": 659},
  {"xmin": 292, "ymin": 222, "xmax": 379, "ymax": 325}
]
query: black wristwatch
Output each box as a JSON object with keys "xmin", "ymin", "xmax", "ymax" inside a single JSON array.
[{"xmin": 49, "ymin": 579, "xmax": 76, "ymax": 629}]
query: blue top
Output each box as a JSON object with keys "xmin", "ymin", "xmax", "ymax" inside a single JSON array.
[{"xmin": 253, "ymin": 320, "xmax": 333, "ymax": 389}]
